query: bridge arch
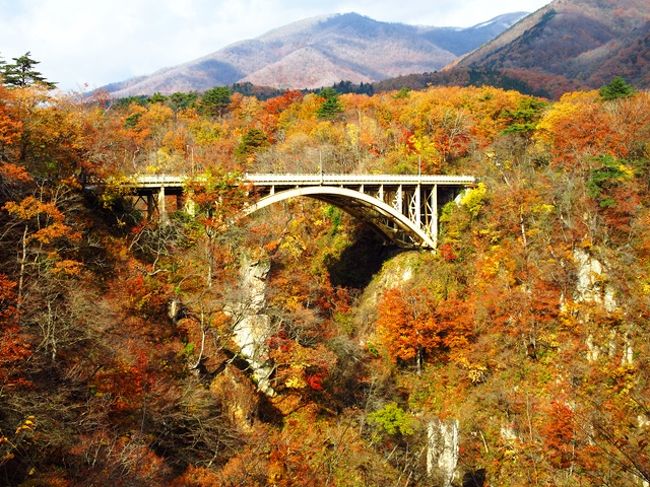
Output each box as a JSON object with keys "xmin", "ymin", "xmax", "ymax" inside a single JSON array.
[{"xmin": 244, "ymin": 186, "xmax": 437, "ymax": 249}]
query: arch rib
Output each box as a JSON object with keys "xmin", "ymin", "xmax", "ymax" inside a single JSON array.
[{"xmin": 244, "ymin": 186, "xmax": 437, "ymax": 249}]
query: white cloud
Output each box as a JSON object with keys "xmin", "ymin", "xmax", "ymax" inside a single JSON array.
[{"xmin": 0, "ymin": 0, "xmax": 551, "ymax": 90}]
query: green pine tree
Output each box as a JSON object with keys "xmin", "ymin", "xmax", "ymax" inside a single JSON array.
[
  {"xmin": 317, "ymin": 87, "xmax": 343, "ymax": 120},
  {"xmin": 201, "ymin": 86, "xmax": 232, "ymax": 117},
  {"xmin": 3, "ymin": 51, "xmax": 56, "ymax": 89},
  {"xmin": 599, "ymin": 76, "xmax": 635, "ymax": 101}
]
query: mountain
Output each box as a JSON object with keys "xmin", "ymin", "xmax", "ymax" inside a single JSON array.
[
  {"xmin": 103, "ymin": 12, "xmax": 527, "ymax": 97},
  {"xmin": 418, "ymin": 12, "xmax": 528, "ymax": 56},
  {"xmin": 454, "ymin": 0, "xmax": 650, "ymax": 96}
]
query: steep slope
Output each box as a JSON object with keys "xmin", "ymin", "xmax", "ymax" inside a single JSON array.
[
  {"xmin": 104, "ymin": 12, "xmax": 526, "ymax": 97},
  {"xmin": 455, "ymin": 0, "xmax": 650, "ymax": 95},
  {"xmin": 588, "ymin": 21, "xmax": 650, "ymax": 87}
]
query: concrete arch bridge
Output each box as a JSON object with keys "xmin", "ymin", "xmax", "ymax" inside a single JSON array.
[{"xmin": 118, "ymin": 173, "xmax": 476, "ymax": 249}]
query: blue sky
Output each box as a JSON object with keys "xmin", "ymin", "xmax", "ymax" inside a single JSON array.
[{"xmin": 0, "ymin": 0, "xmax": 551, "ymax": 90}]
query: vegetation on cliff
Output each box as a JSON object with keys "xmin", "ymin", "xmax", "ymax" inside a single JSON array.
[{"xmin": 0, "ymin": 71, "xmax": 648, "ymax": 485}]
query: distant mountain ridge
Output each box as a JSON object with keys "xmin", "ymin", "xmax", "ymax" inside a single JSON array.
[{"xmin": 102, "ymin": 11, "xmax": 527, "ymax": 97}]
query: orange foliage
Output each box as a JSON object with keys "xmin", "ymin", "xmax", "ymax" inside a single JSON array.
[
  {"xmin": 3, "ymin": 195, "xmax": 79, "ymax": 244},
  {"xmin": 541, "ymin": 401, "xmax": 576, "ymax": 469},
  {"xmin": 0, "ymin": 86, "xmax": 23, "ymax": 149},
  {"xmin": 264, "ymin": 90, "xmax": 302, "ymax": 115},
  {"xmin": 94, "ymin": 350, "xmax": 151, "ymax": 411},
  {"xmin": 0, "ymin": 274, "xmax": 32, "ymax": 387},
  {"xmin": 377, "ymin": 288, "xmax": 473, "ymax": 364},
  {"xmin": 0, "ymin": 162, "xmax": 32, "ymax": 184},
  {"xmin": 537, "ymin": 92, "xmax": 627, "ymax": 167},
  {"xmin": 172, "ymin": 465, "xmax": 224, "ymax": 486}
]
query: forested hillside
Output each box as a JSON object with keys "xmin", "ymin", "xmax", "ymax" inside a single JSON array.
[
  {"xmin": 0, "ymin": 76, "xmax": 649, "ymax": 486},
  {"xmin": 453, "ymin": 0, "xmax": 650, "ymax": 97}
]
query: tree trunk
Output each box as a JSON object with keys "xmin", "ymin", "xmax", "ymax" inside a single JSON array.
[{"xmin": 17, "ymin": 224, "xmax": 28, "ymax": 314}]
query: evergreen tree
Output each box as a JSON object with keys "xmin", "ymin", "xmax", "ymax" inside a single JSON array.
[
  {"xmin": 235, "ymin": 128, "xmax": 268, "ymax": 158},
  {"xmin": 3, "ymin": 51, "xmax": 56, "ymax": 89},
  {"xmin": 317, "ymin": 87, "xmax": 343, "ymax": 120},
  {"xmin": 148, "ymin": 92, "xmax": 167, "ymax": 104},
  {"xmin": 201, "ymin": 86, "xmax": 232, "ymax": 117},
  {"xmin": 169, "ymin": 92, "xmax": 198, "ymax": 111},
  {"xmin": 599, "ymin": 76, "xmax": 634, "ymax": 101}
]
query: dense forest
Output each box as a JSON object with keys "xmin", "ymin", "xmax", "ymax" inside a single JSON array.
[{"xmin": 0, "ymin": 68, "xmax": 649, "ymax": 486}]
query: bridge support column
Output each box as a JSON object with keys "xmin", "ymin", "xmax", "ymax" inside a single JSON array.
[
  {"xmin": 395, "ymin": 185, "xmax": 403, "ymax": 213},
  {"xmin": 158, "ymin": 186, "xmax": 169, "ymax": 225},
  {"xmin": 146, "ymin": 194, "xmax": 155, "ymax": 221}
]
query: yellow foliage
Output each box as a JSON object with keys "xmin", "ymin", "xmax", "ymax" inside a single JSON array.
[
  {"xmin": 345, "ymin": 123, "xmax": 359, "ymax": 146},
  {"xmin": 535, "ymin": 90, "xmax": 599, "ymax": 146},
  {"xmin": 460, "ymin": 182, "xmax": 488, "ymax": 217},
  {"xmin": 51, "ymin": 259, "xmax": 84, "ymax": 276}
]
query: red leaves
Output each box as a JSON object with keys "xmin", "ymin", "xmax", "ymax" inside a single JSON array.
[
  {"xmin": 537, "ymin": 92, "xmax": 628, "ymax": 168},
  {"xmin": 0, "ymin": 163, "xmax": 32, "ymax": 184},
  {"xmin": 376, "ymin": 287, "xmax": 474, "ymax": 364},
  {"xmin": 0, "ymin": 274, "xmax": 32, "ymax": 388},
  {"xmin": 306, "ymin": 372, "xmax": 325, "ymax": 391},
  {"xmin": 541, "ymin": 401, "xmax": 576, "ymax": 469},
  {"xmin": 0, "ymin": 274, "xmax": 17, "ymax": 324},
  {"xmin": 439, "ymin": 243, "xmax": 457, "ymax": 262},
  {"xmin": 122, "ymin": 266, "xmax": 172, "ymax": 319},
  {"xmin": 94, "ymin": 350, "xmax": 152, "ymax": 412},
  {"xmin": 264, "ymin": 90, "xmax": 302, "ymax": 115}
]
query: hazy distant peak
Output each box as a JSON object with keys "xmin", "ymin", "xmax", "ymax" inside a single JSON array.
[
  {"xmin": 470, "ymin": 11, "xmax": 529, "ymax": 29},
  {"xmin": 100, "ymin": 11, "xmax": 529, "ymax": 97},
  {"xmin": 257, "ymin": 13, "xmax": 339, "ymax": 41}
]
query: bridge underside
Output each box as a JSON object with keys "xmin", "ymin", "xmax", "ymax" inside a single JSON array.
[
  {"xmin": 244, "ymin": 185, "xmax": 461, "ymax": 249},
  {"xmin": 312, "ymin": 194, "xmax": 429, "ymax": 248}
]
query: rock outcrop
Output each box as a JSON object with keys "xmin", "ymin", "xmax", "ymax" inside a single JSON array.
[
  {"xmin": 427, "ymin": 418, "xmax": 460, "ymax": 487},
  {"xmin": 230, "ymin": 256, "xmax": 275, "ymax": 396}
]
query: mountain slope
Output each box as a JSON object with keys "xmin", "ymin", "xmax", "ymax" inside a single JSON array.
[
  {"xmin": 455, "ymin": 0, "xmax": 650, "ymax": 95},
  {"xmin": 104, "ymin": 12, "xmax": 526, "ymax": 97}
]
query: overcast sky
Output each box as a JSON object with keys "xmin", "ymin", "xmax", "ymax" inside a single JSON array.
[{"xmin": 0, "ymin": 0, "xmax": 551, "ymax": 91}]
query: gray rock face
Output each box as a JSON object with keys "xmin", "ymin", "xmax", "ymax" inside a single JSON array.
[
  {"xmin": 573, "ymin": 248, "xmax": 617, "ymax": 312},
  {"xmin": 427, "ymin": 418, "xmax": 460, "ymax": 487},
  {"xmin": 230, "ymin": 256, "xmax": 275, "ymax": 396}
]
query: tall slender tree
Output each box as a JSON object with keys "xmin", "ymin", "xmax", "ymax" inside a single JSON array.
[{"xmin": 3, "ymin": 52, "xmax": 56, "ymax": 89}]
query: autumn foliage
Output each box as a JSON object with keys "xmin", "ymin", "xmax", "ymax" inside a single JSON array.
[{"xmin": 0, "ymin": 78, "xmax": 648, "ymax": 487}]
